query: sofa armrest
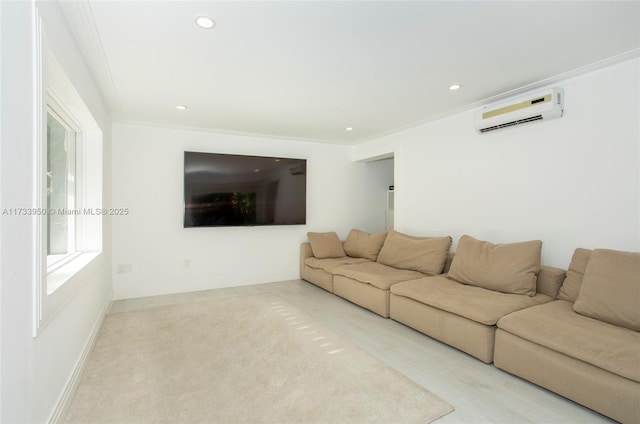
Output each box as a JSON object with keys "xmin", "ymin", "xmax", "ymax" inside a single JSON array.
[
  {"xmin": 300, "ymin": 242, "xmax": 314, "ymax": 277},
  {"xmin": 537, "ymin": 265, "xmax": 567, "ymax": 299}
]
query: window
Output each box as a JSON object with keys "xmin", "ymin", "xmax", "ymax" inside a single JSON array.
[
  {"xmin": 33, "ymin": 42, "xmax": 104, "ymax": 335},
  {"xmin": 46, "ymin": 107, "xmax": 79, "ymax": 268}
]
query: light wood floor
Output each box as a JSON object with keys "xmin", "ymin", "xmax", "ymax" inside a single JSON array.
[{"xmin": 111, "ymin": 279, "xmax": 615, "ymax": 423}]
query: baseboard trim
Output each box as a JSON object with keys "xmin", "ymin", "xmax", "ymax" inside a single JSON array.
[{"xmin": 47, "ymin": 291, "xmax": 113, "ymax": 424}]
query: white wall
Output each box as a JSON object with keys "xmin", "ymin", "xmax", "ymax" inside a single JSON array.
[
  {"xmin": 355, "ymin": 58, "xmax": 640, "ymax": 268},
  {"xmin": 0, "ymin": 1, "xmax": 112, "ymax": 422},
  {"xmin": 112, "ymin": 123, "xmax": 389, "ymax": 299}
]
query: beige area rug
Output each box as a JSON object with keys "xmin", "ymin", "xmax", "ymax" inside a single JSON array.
[{"xmin": 65, "ymin": 293, "xmax": 453, "ymax": 423}]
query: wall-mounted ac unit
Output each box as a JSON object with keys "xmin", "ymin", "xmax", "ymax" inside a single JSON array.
[{"xmin": 475, "ymin": 88, "xmax": 564, "ymax": 133}]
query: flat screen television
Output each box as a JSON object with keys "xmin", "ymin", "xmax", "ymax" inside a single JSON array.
[{"xmin": 184, "ymin": 152, "xmax": 307, "ymax": 227}]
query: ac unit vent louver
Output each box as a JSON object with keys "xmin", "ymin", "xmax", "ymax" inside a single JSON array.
[{"xmin": 475, "ymin": 88, "xmax": 564, "ymax": 133}]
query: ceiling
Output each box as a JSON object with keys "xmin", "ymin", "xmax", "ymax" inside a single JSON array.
[{"xmin": 60, "ymin": 1, "xmax": 640, "ymax": 145}]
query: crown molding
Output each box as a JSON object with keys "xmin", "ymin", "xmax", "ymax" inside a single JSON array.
[
  {"xmin": 58, "ymin": 0, "xmax": 123, "ymax": 120},
  {"xmin": 357, "ymin": 49, "xmax": 640, "ymax": 144}
]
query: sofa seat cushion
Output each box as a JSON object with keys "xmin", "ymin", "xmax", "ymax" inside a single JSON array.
[
  {"xmin": 391, "ymin": 275, "xmax": 552, "ymax": 326},
  {"xmin": 304, "ymin": 257, "xmax": 369, "ymax": 274},
  {"xmin": 333, "ymin": 262, "xmax": 425, "ymax": 291},
  {"xmin": 497, "ymin": 300, "xmax": 640, "ymax": 383}
]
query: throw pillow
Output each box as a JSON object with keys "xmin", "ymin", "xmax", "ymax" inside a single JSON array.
[
  {"xmin": 343, "ymin": 229, "xmax": 388, "ymax": 261},
  {"xmin": 307, "ymin": 232, "xmax": 345, "ymax": 259},
  {"xmin": 557, "ymin": 248, "xmax": 593, "ymax": 303},
  {"xmin": 448, "ymin": 235, "xmax": 542, "ymax": 296},
  {"xmin": 573, "ymin": 249, "xmax": 640, "ymax": 331},
  {"xmin": 376, "ymin": 230, "xmax": 452, "ymax": 275}
]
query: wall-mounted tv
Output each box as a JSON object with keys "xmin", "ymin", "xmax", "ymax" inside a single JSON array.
[{"xmin": 184, "ymin": 152, "xmax": 307, "ymax": 227}]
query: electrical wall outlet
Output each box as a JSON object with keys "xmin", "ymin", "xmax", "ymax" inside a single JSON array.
[{"xmin": 117, "ymin": 264, "xmax": 132, "ymax": 274}]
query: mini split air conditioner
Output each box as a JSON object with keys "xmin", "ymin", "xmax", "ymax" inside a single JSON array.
[{"xmin": 475, "ymin": 88, "xmax": 564, "ymax": 133}]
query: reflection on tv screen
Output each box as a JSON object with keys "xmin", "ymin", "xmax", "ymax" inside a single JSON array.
[
  {"xmin": 184, "ymin": 152, "xmax": 306, "ymax": 227},
  {"xmin": 188, "ymin": 192, "xmax": 257, "ymax": 226}
]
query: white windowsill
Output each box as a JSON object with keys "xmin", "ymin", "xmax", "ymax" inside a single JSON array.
[
  {"xmin": 47, "ymin": 251, "xmax": 82, "ymax": 272},
  {"xmin": 47, "ymin": 251, "xmax": 100, "ymax": 294}
]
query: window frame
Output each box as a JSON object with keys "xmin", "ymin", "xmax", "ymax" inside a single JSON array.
[{"xmin": 33, "ymin": 19, "xmax": 103, "ymax": 336}]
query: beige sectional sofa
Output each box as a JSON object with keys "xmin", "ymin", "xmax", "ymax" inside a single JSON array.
[
  {"xmin": 301, "ymin": 229, "xmax": 451, "ymax": 317},
  {"xmin": 300, "ymin": 229, "xmax": 640, "ymax": 424},
  {"xmin": 494, "ymin": 248, "xmax": 640, "ymax": 424},
  {"xmin": 389, "ymin": 235, "xmax": 566, "ymax": 363}
]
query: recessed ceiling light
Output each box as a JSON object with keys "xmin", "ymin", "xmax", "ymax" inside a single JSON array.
[
  {"xmin": 448, "ymin": 84, "xmax": 462, "ymax": 91},
  {"xmin": 346, "ymin": 127, "xmax": 354, "ymax": 132},
  {"xmin": 175, "ymin": 105, "xmax": 187, "ymax": 110},
  {"xmin": 195, "ymin": 16, "xmax": 216, "ymax": 29}
]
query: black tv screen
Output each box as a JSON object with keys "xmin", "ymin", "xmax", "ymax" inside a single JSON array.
[{"xmin": 184, "ymin": 152, "xmax": 307, "ymax": 227}]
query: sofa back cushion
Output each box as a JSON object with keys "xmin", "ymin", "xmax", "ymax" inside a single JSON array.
[
  {"xmin": 343, "ymin": 229, "xmax": 388, "ymax": 261},
  {"xmin": 573, "ymin": 248, "xmax": 640, "ymax": 331},
  {"xmin": 307, "ymin": 232, "xmax": 345, "ymax": 258},
  {"xmin": 376, "ymin": 230, "xmax": 452, "ymax": 275},
  {"xmin": 557, "ymin": 248, "xmax": 593, "ymax": 303},
  {"xmin": 448, "ymin": 235, "xmax": 542, "ymax": 296}
]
